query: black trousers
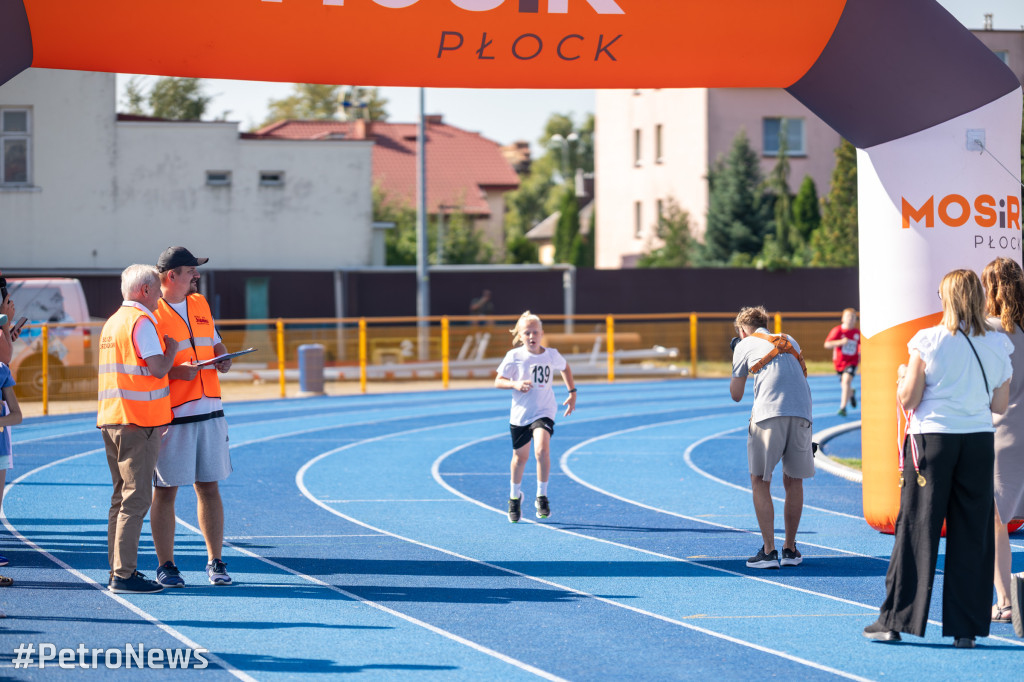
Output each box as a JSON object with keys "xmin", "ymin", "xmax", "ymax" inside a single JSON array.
[{"xmin": 878, "ymin": 431, "xmax": 995, "ymax": 638}]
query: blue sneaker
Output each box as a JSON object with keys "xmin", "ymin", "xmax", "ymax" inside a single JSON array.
[
  {"xmin": 156, "ymin": 561, "xmax": 185, "ymax": 588},
  {"xmin": 206, "ymin": 559, "xmax": 232, "ymax": 585},
  {"xmin": 0, "ymin": 554, "xmax": 9, "ymax": 567}
]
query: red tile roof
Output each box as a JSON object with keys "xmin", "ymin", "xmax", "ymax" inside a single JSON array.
[{"xmin": 253, "ymin": 117, "xmax": 520, "ymax": 216}]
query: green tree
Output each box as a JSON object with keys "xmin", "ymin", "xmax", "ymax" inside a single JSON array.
[
  {"xmin": 121, "ymin": 77, "xmax": 148, "ymax": 115},
  {"xmin": 792, "ymin": 175, "xmax": 822, "ymax": 247},
  {"xmin": 759, "ymin": 119, "xmax": 796, "ymax": 269},
  {"xmin": 637, "ymin": 198, "xmax": 695, "ymax": 268},
  {"xmin": 553, "ymin": 186, "xmax": 580, "ymax": 263},
  {"xmin": 148, "ymin": 78, "xmax": 211, "ymax": 120},
  {"xmin": 505, "ymin": 234, "xmax": 539, "ymax": 264},
  {"xmin": 810, "ymin": 138, "xmax": 858, "ymax": 266},
  {"xmin": 436, "ymin": 209, "xmax": 494, "ymax": 265},
  {"xmin": 375, "ymin": 187, "xmax": 418, "ymax": 266},
  {"xmin": 702, "ymin": 129, "xmax": 770, "ymax": 265},
  {"xmin": 262, "ymin": 84, "xmax": 389, "ymax": 127},
  {"xmin": 569, "ymin": 210, "xmax": 596, "ymax": 268}
]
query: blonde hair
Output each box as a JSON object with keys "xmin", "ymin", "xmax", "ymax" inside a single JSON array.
[
  {"xmin": 939, "ymin": 269, "xmax": 987, "ymax": 336},
  {"xmin": 982, "ymin": 257, "xmax": 1024, "ymax": 334},
  {"xmin": 510, "ymin": 311, "xmax": 542, "ymax": 347},
  {"xmin": 735, "ymin": 306, "xmax": 769, "ymax": 332}
]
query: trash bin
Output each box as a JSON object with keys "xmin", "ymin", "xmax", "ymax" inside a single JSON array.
[{"xmin": 298, "ymin": 343, "xmax": 325, "ymax": 395}]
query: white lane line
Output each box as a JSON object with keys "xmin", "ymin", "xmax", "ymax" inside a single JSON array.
[
  {"xmin": 0, "ymin": 449, "xmax": 256, "ymax": 682},
  {"xmin": 298, "ymin": 428, "xmax": 873, "ymax": 681},
  {"xmin": 558, "ymin": 415, "xmax": 1024, "ymax": 647}
]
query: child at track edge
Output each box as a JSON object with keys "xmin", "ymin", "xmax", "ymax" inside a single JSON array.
[{"xmin": 495, "ymin": 312, "xmax": 576, "ymax": 523}]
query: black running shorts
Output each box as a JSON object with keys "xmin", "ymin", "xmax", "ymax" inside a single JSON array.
[{"xmin": 510, "ymin": 418, "xmax": 555, "ymax": 450}]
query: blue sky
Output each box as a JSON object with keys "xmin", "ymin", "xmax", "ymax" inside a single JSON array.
[{"xmin": 115, "ymin": 1, "xmax": 1023, "ymax": 152}]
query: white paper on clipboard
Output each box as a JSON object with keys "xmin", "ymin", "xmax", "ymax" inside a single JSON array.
[{"xmin": 193, "ymin": 348, "xmax": 257, "ymax": 368}]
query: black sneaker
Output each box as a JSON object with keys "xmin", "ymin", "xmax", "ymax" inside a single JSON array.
[
  {"xmin": 780, "ymin": 546, "xmax": 802, "ymax": 567},
  {"xmin": 535, "ymin": 496, "xmax": 551, "ymax": 519},
  {"xmin": 746, "ymin": 546, "xmax": 780, "ymax": 569},
  {"xmin": 850, "ymin": 389, "xmax": 857, "ymax": 408},
  {"xmin": 109, "ymin": 570, "xmax": 164, "ymax": 594},
  {"xmin": 863, "ymin": 620, "xmax": 901, "ymax": 642},
  {"xmin": 507, "ymin": 495, "xmax": 522, "ymax": 523},
  {"xmin": 954, "ymin": 637, "xmax": 975, "ymax": 649}
]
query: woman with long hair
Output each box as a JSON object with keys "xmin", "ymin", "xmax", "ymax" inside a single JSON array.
[
  {"xmin": 982, "ymin": 257, "xmax": 1024, "ymax": 624},
  {"xmin": 864, "ymin": 269, "xmax": 1012, "ymax": 648}
]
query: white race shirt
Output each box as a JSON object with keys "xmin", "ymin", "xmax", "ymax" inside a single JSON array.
[{"xmin": 496, "ymin": 346, "xmax": 567, "ymax": 426}]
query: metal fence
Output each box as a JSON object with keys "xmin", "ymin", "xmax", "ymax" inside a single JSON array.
[{"xmin": 13, "ymin": 312, "xmax": 845, "ymax": 414}]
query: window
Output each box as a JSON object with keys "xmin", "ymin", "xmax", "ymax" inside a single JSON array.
[
  {"xmin": 656, "ymin": 199, "xmax": 664, "ymax": 224},
  {"xmin": 206, "ymin": 170, "xmax": 232, "ymax": 186},
  {"xmin": 655, "ymin": 124, "xmax": 664, "ymax": 163},
  {"xmin": 763, "ymin": 117, "xmax": 806, "ymax": 156},
  {"xmin": 633, "ymin": 128, "xmax": 642, "ymax": 166},
  {"xmin": 634, "ymin": 201, "xmax": 643, "ymax": 239},
  {"xmin": 1, "ymin": 108, "xmax": 31, "ymax": 185},
  {"xmin": 993, "ymin": 50, "xmax": 1009, "ymax": 65},
  {"xmin": 259, "ymin": 171, "xmax": 285, "ymax": 187}
]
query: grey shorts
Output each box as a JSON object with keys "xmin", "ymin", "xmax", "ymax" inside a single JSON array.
[
  {"xmin": 154, "ymin": 417, "xmax": 232, "ymax": 487},
  {"xmin": 747, "ymin": 416, "xmax": 815, "ymax": 482}
]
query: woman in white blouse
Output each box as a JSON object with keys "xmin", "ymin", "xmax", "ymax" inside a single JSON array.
[{"xmin": 864, "ymin": 269, "xmax": 1012, "ymax": 648}]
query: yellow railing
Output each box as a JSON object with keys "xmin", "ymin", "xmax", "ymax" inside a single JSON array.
[{"xmin": 13, "ymin": 312, "xmax": 845, "ymax": 414}]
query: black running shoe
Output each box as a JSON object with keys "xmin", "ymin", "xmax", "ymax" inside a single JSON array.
[
  {"xmin": 746, "ymin": 546, "xmax": 780, "ymax": 569},
  {"xmin": 507, "ymin": 495, "xmax": 522, "ymax": 523},
  {"xmin": 780, "ymin": 546, "xmax": 802, "ymax": 567},
  {"xmin": 535, "ymin": 496, "xmax": 551, "ymax": 519},
  {"xmin": 850, "ymin": 389, "xmax": 857, "ymax": 408},
  {"xmin": 863, "ymin": 620, "xmax": 901, "ymax": 642}
]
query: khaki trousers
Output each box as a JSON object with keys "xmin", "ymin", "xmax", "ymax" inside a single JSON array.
[{"xmin": 101, "ymin": 424, "xmax": 161, "ymax": 580}]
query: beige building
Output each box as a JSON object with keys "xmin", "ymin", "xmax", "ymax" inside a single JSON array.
[{"xmin": 594, "ymin": 27, "xmax": 1024, "ymax": 269}]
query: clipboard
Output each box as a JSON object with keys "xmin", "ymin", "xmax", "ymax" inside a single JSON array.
[{"xmin": 193, "ymin": 348, "xmax": 257, "ymax": 368}]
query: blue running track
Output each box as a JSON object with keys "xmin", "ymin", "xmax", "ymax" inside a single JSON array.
[{"xmin": 0, "ymin": 376, "xmax": 1021, "ymax": 679}]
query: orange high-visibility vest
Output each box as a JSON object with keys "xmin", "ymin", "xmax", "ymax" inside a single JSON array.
[
  {"xmin": 154, "ymin": 294, "xmax": 222, "ymax": 408},
  {"xmin": 96, "ymin": 305, "xmax": 172, "ymax": 428}
]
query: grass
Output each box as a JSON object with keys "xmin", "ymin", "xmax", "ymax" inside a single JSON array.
[
  {"xmin": 830, "ymin": 457, "xmax": 862, "ymax": 470},
  {"xmin": 693, "ymin": 360, "xmax": 835, "ymax": 379}
]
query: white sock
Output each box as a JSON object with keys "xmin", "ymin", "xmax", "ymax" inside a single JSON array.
[
  {"xmin": 538, "ymin": 480, "xmax": 548, "ymax": 497},
  {"xmin": 511, "ymin": 482, "xmax": 521, "ymax": 500}
]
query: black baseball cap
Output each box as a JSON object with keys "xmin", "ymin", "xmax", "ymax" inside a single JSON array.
[{"xmin": 157, "ymin": 246, "xmax": 209, "ymax": 272}]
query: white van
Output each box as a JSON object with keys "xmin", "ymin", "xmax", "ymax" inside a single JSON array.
[{"xmin": 6, "ymin": 278, "xmax": 93, "ymax": 398}]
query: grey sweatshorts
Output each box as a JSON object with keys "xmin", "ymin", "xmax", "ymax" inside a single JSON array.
[
  {"xmin": 154, "ymin": 417, "xmax": 232, "ymax": 487},
  {"xmin": 747, "ymin": 416, "xmax": 815, "ymax": 482}
]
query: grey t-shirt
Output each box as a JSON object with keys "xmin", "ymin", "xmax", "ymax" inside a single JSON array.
[{"xmin": 732, "ymin": 328, "xmax": 813, "ymax": 424}]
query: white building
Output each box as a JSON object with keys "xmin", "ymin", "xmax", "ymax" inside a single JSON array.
[
  {"xmin": 0, "ymin": 69, "xmax": 375, "ymax": 273},
  {"xmin": 595, "ymin": 27, "xmax": 1024, "ymax": 269}
]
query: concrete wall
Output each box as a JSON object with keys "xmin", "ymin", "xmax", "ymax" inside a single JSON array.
[{"xmin": 0, "ymin": 68, "xmax": 374, "ymax": 272}]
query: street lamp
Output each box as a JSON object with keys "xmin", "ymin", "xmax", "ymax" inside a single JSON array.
[{"xmin": 548, "ymin": 132, "xmax": 578, "ymax": 183}]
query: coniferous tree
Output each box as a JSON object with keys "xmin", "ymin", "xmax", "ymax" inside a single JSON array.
[
  {"xmin": 792, "ymin": 176, "xmax": 822, "ymax": 247},
  {"xmin": 702, "ymin": 129, "xmax": 770, "ymax": 265},
  {"xmin": 554, "ymin": 185, "xmax": 580, "ymax": 263},
  {"xmin": 811, "ymin": 138, "xmax": 858, "ymax": 266},
  {"xmin": 637, "ymin": 198, "xmax": 695, "ymax": 268}
]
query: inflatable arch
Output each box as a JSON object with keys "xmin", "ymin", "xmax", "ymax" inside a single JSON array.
[{"xmin": 1, "ymin": 0, "xmax": 1021, "ymax": 532}]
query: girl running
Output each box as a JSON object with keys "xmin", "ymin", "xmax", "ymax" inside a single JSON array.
[{"xmin": 495, "ymin": 312, "xmax": 576, "ymax": 523}]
